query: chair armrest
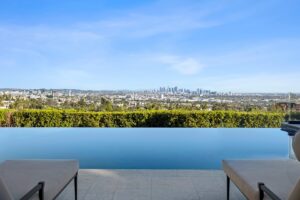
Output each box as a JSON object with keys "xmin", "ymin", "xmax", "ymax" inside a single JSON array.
[
  {"xmin": 258, "ymin": 182, "xmax": 281, "ymax": 200},
  {"xmin": 20, "ymin": 182, "xmax": 45, "ymax": 200}
]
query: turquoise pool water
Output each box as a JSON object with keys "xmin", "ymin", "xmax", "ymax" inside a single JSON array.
[{"xmin": 0, "ymin": 128, "xmax": 289, "ymax": 169}]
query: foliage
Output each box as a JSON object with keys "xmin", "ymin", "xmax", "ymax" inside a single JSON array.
[
  {"xmin": 0, "ymin": 110, "xmax": 13, "ymax": 127},
  {"xmin": 285, "ymin": 112, "xmax": 300, "ymax": 121},
  {"xmin": 9, "ymin": 98, "xmax": 44, "ymax": 109},
  {"xmin": 0, "ymin": 109, "xmax": 285, "ymax": 128}
]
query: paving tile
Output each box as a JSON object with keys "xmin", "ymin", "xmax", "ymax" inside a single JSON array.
[
  {"xmin": 151, "ymin": 176, "xmax": 199, "ymax": 200},
  {"xmin": 113, "ymin": 188, "xmax": 151, "ymax": 200},
  {"xmin": 116, "ymin": 176, "xmax": 151, "ymax": 190},
  {"xmin": 56, "ymin": 169, "xmax": 248, "ymax": 200}
]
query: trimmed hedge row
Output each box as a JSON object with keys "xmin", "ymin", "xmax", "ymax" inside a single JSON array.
[
  {"xmin": 0, "ymin": 109, "xmax": 285, "ymax": 128},
  {"xmin": 286, "ymin": 112, "xmax": 300, "ymax": 121},
  {"xmin": 0, "ymin": 109, "xmax": 11, "ymax": 127}
]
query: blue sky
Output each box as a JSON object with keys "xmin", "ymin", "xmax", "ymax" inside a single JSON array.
[{"xmin": 0, "ymin": 0, "xmax": 299, "ymax": 92}]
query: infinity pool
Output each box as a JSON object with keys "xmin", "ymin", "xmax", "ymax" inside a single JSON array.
[{"xmin": 0, "ymin": 128, "xmax": 289, "ymax": 169}]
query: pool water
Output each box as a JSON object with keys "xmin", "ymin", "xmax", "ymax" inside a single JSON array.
[{"xmin": 0, "ymin": 128, "xmax": 289, "ymax": 169}]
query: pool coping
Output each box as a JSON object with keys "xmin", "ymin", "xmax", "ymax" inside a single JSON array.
[{"xmin": 281, "ymin": 122, "xmax": 300, "ymax": 136}]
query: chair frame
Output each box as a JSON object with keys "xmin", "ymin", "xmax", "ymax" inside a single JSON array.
[
  {"xmin": 258, "ymin": 182, "xmax": 281, "ymax": 200},
  {"xmin": 20, "ymin": 172, "xmax": 78, "ymax": 200},
  {"xmin": 226, "ymin": 176, "xmax": 282, "ymax": 200}
]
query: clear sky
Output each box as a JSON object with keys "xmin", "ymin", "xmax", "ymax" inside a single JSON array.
[{"xmin": 0, "ymin": 0, "xmax": 299, "ymax": 92}]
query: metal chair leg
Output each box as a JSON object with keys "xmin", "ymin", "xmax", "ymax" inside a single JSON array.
[
  {"xmin": 39, "ymin": 182, "xmax": 45, "ymax": 200},
  {"xmin": 74, "ymin": 173, "xmax": 78, "ymax": 200},
  {"xmin": 227, "ymin": 176, "xmax": 230, "ymax": 200}
]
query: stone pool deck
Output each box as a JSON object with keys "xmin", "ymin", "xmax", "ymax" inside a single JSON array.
[{"xmin": 57, "ymin": 169, "xmax": 246, "ymax": 200}]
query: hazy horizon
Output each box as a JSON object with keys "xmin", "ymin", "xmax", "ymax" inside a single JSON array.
[
  {"xmin": 0, "ymin": 0, "xmax": 299, "ymax": 93},
  {"xmin": 0, "ymin": 87, "xmax": 298, "ymax": 94}
]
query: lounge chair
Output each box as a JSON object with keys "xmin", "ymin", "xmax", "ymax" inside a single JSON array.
[
  {"xmin": 0, "ymin": 160, "xmax": 79, "ymax": 200},
  {"xmin": 223, "ymin": 131, "xmax": 300, "ymax": 200}
]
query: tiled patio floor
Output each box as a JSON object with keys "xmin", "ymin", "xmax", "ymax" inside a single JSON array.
[{"xmin": 57, "ymin": 170, "xmax": 246, "ymax": 200}]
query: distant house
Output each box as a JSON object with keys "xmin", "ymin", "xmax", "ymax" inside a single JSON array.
[
  {"xmin": 0, "ymin": 100, "xmax": 14, "ymax": 109},
  {"xmin": 276, "ymin": 102, "xmax": 300, "ymax": 112},
  {"xmin": 296, "ymin": 104, "xmax": 300, "ymax": 112}
]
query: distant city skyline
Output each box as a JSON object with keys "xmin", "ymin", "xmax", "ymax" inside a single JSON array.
[
  {"xmin": 0, "ymin": 0, "xmax": 300, "ymax": 92},
  {"xmin": 1, "ymin": 87, "xmax": 298, "ymax": 95},
  {"xmin": 0, "ymin": 86, "xmax": 215, "ymax": 92}
]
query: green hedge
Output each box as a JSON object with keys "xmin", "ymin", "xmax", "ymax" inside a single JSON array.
[
  {"xmin": 0, "ymin": 110, "xmax": 12, "ymax": 127},
  {"xmin": 0, "ymin": 109, "xmax": 285, "ymax": 127},
  {"xmin": 285, "ymin": 112, "xmax": 300, "ymax": 121}
]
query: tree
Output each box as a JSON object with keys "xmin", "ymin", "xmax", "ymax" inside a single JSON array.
[{"xmin": 100, "ymin": 97, "xmax": 113, "ymax": 111}]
